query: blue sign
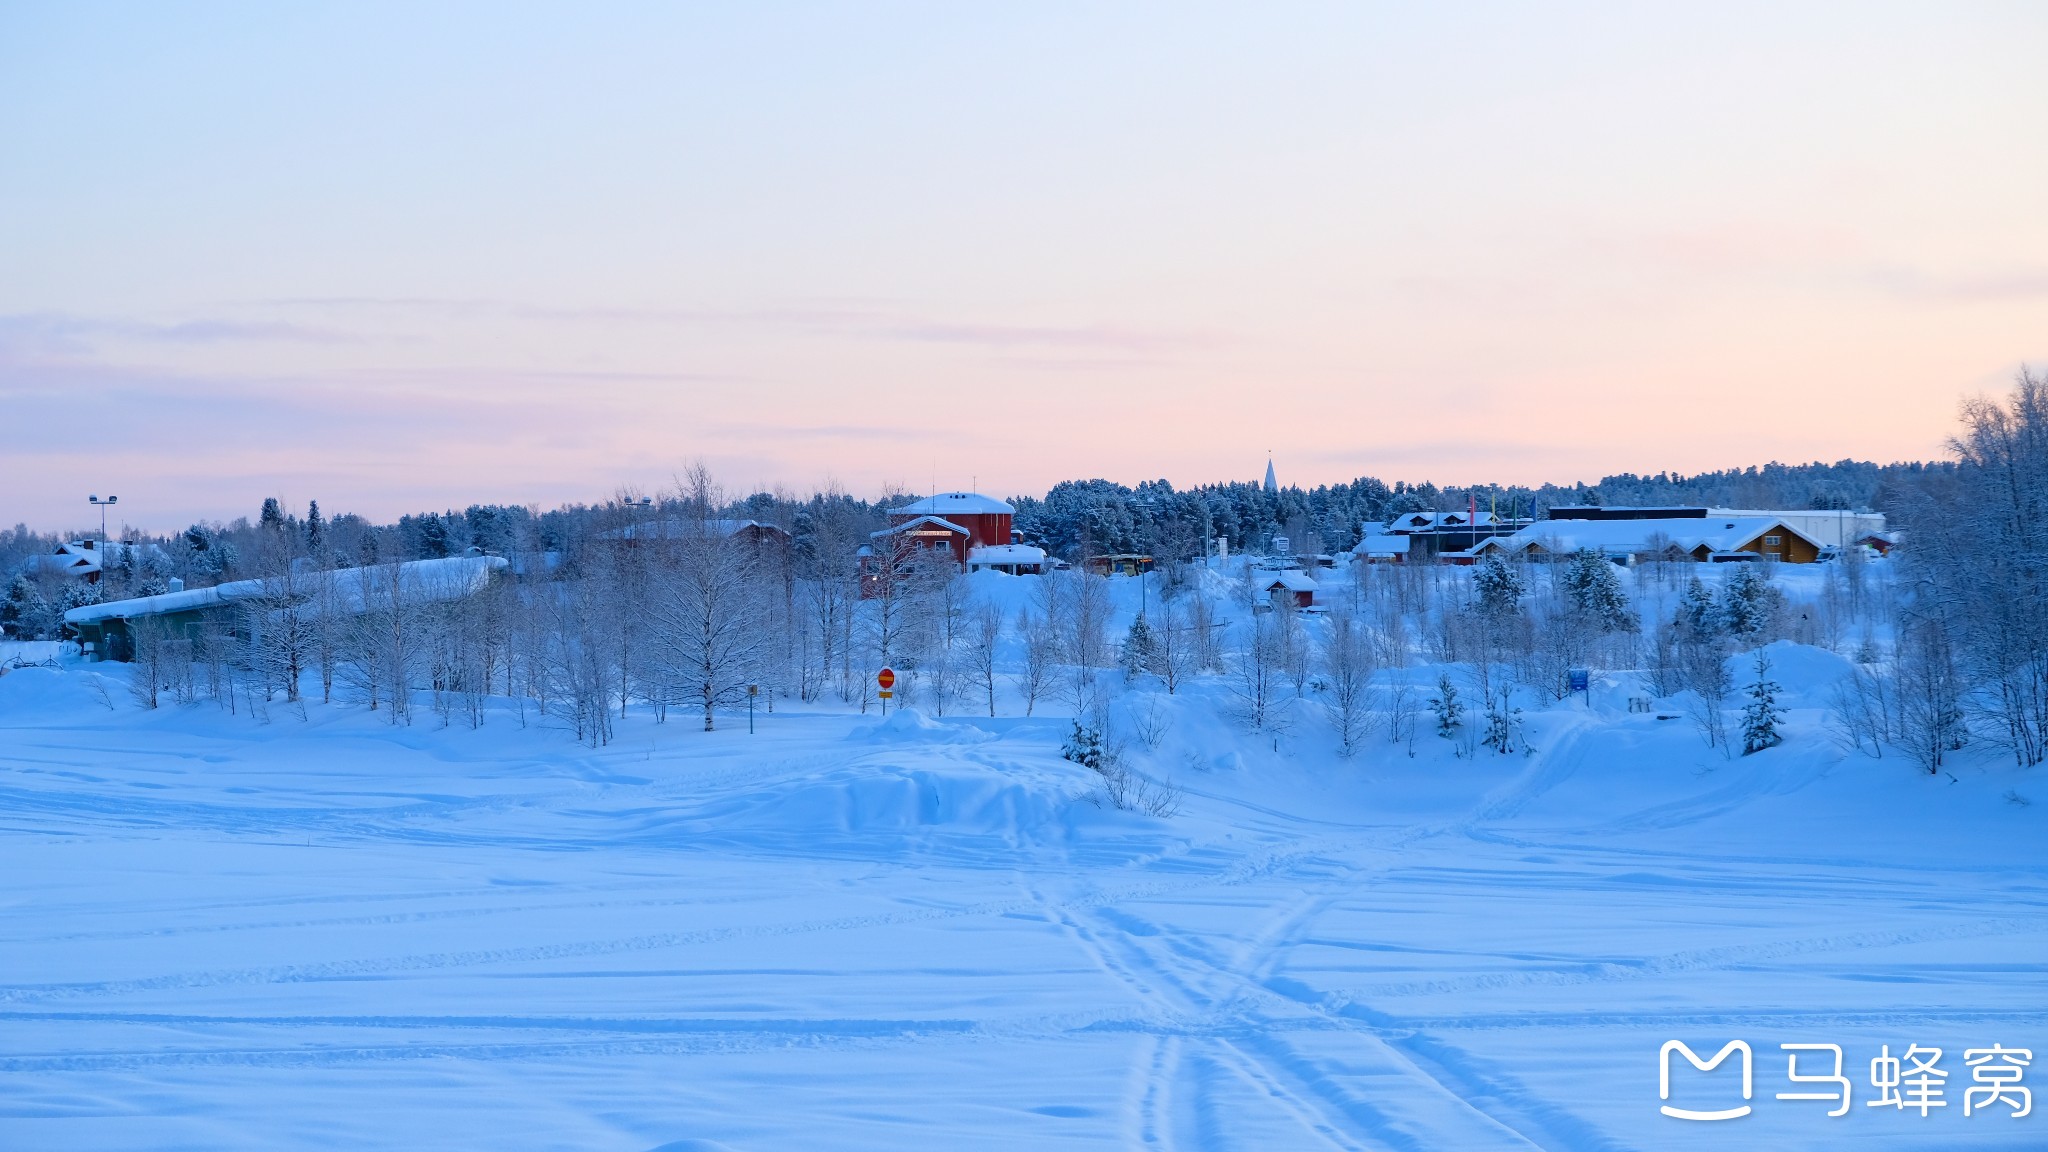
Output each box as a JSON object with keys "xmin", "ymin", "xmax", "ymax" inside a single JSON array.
[{"xmin": 1568, "ymin": 668, "xmax": 1590, "ymax": 693}]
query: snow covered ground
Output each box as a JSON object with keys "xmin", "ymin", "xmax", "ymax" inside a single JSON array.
[{"xmin": 2, "ymin": 567, "xmax": 2045, "ymax": 1150}]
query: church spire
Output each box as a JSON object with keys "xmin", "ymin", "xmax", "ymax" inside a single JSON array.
[{"xmin": 1263, "ymin": 453, "xmax": 1278, "ymax": 494}]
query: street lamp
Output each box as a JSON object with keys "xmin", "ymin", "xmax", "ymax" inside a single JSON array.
[{"xmin": 87, "ymin": 495, "xmax": 118, "ymax": 544}]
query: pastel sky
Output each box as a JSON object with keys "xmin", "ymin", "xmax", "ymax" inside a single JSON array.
[{"xmin": 5, "ymin": 3, "xmax": 2046, "ymax": 533}]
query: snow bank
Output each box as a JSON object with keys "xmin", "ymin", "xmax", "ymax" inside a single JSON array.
[
  {"xmin": 847, "ymin": 707, "xmax": 996, "ymax": 746},
  {"xmin": 695, "ymin": 759, "xmax": 1085, "ymax": 838}
]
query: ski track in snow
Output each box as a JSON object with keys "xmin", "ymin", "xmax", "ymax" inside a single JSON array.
[{"xmin": 2, "ymin": 626, "xmax": 2045, "ymax": 1151}]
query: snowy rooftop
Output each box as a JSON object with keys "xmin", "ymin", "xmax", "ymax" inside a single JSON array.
[
  {"xmin": 1382, "ymin": 510, "xmax": 1511, "ymax": 532},
  {"xmin": 22, "ymin": 540, "xmax": 166, "ymax": 579},
  {"xmin": 1259, "ymin": 570, "xmax": 1319, "ymax": 592},
  {"xmin": 1354, "ymin": 533, "xmax": 1412, "ymax": 556},
  {"xmin": 966, "ymin": 544, "xmax": 1046, "ymax": 565},
  {"xmin": 1498, "ymin": 516, "xmax": 1822, "ymax": 556},
  {"xmin": 63, "ymin": 556, "xmax": 508, "ymax": 625},
  {"xmin": 891, "ymin": 492, "xmax": 1013, "ymax": 517},
  {"xmin": 872, "ymin": 515, "xmax": 971, "ymax": 538}
]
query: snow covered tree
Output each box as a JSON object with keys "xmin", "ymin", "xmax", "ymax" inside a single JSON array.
[
  {"xmin": 135, "ymin": 548, "xmax": 175, "ymax": 598},
  {"xmin": 1321, "ymin": 610, "xmax": 1376, "ymax": 756},
  {"xmin": 1431, "ymin": 673, "xmax": 1463, "ymax": 738},
  {"xmin": 968, "ymin": 603, "xmax": 1003, "ymax": 717},
  {"xmin": 645, "ymin": 517, "xmax": 775, "ymax": 732},
  {"xmin": 1149, "ymin": 599, "xmax": 1196, "ymax": 694},
  {"xmin": 1228, "ymin": 612, "xmax": 1286, "ymax": 730},
  {"xmin": 413, "ymin": 514, "xmax": 453, "ymax": 559},
  {"xmin": 1561, "ymin": 549, "xmax": 1636, "ymax": 632},
  {"xmin": 181, "ymin": 523, "xmax": 237, "ymax": 584},
  {"xmin": 1897, "ymin": 615, "xmax": 1967, "ymax": 774},
  {"xmin": 1065, "ymin": 572, "xmax": 1112, "ymax": 701},
  {"xmin": 1, "ymin": 575, "xmax": 55, "ymax": 640},
  {"xmin": 259, "ymin": 497, "xmax": 286, "ymax": 533},
  {"xmin": 1472, "ymin": 554, "xmax": 1524, "ymax": 619},
  {"xmin": 1740, "ymin": 649, "xmax": 1784, "ymax": 755},
  {"xmin": 1720, "ymin": 566, "xmax": 1782, "ymax": 640},
  {"xmin": 1903, "ymin": 368, "xmax": 2048, "ymax": 767},
  {"xmin": 1677, "ymin": 576, "xmax": 1719, "ymax": 638},
  {"xmin": 1018, "ymin": 608, "xmax": 1056, "ymax": 717},
  {"xmin": 60, "ymin": 580, "xmax": 102, "ymax": 611},
  {"xmin": 245, "ymin": 561, "xmax": 316, "ymax": 706},
  {"xmin": 340, "ymin": 560, "xmax": 433, "ymax": 725},
  {"xmin": 1683, "ymin": 639, "xmax": 1733, "ymax": 751},
  {"xmin": 1120, "ymin": 615, "xmax": 1156, "ymax": 682}
]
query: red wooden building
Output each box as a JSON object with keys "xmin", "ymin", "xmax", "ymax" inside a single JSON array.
[
  {"xmin": 860, "ymin": 493, "xmax": 1028, "ymax": 596},
  {"xmin": 873, "ymin": 493, "xmax": 1015, "ymax": 566}
]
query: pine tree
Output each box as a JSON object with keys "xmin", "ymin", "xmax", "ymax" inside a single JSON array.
[
  {"xmin": 1430, "ymin": 673, "xmax": 1464, "ymax": 738},
  {"xmin": 260, "ymin": 498, "xmax": 286, "ymax": 532},
  {"xmin": 306, "ymin": 501, "xmax": 325, "ymax": 556},
  {"xmin": 61, "ymin": 581, "xmax": 102, "ymax": 611},
  {"xmin": 1472, "ymin": 554, "xmax": 1524, "ymax": 618},
  {"xmin": 1721, "ymin": 566, "xmax": 1782, "ymax": 639},
  {"xmin": 1121, "ymin": 615, "xmax": 1157, "ymax": 681},
  {"xmin": 1562, "ymin": 549, "xmax": 1636, "ymax": 632},
  {"xmin": 1740, "ymin": 649, "xmax": 1784, "ymax": 755},
  {"xmin": 416, "ymin": 515, "xmax": 453, "ymax": 559},
  {"xmin": 1061, "ymin": 719, "xmax": 1104, "ymax": 771}
]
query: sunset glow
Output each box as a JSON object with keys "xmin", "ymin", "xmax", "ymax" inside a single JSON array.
[{"xmin": 5, "ymin": 4, "xmax": 2045, "ymax": 530}]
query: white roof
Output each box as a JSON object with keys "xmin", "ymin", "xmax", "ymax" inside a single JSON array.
[
  {"xmin": 1260, "ymin": 570, "xmax": 1318, "ymax": 593},
  {"xmin": 64, "ymin": 556, "xmax": 507, "ymax": 625},
  {"xmin": 23, "ymin": 540, "xmax": 166, "ymax": 579},
  {"xmin": 891, "ymin": 492, "xmax": 1013, "ymax": 517},
  {"xmin": 1496, "ymin": 517, "xmax": 1822, "ymax": 557},
  {"xmin": 1382, "ymin": 510, "xmax": 1505, "ymax": 532},
  {"xmin": 872, "ymin": 515, "xmax": 971, "ymax": 538},
  {"xmin": 1354, "ymin": 534, "xmax": 1411, "ymax": 556},
  {"xmin": 967, "ymin": 544, "xmax": 1046, "ymax": 565}
]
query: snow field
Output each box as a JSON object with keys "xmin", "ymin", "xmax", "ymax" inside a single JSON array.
[{"xmin": 1, "ymin": 561, "xmax": 2044, "ymax": 1149}]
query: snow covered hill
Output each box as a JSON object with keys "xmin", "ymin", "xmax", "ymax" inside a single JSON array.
[{"xmin": 2, "ymin": 564, "xmax": 2044, "ymax": 1150}]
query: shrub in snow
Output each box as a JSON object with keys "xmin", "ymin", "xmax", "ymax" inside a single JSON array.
[
  {"xmin": 1740, "ymin": 650, "xmax": 1784, "ymax": 756},
  {"xmin": 61, "ymin": 580, "xmax": 102, "ymax": 611},
  {"xmin": 1061, "ymin": 720, "xmax": 1105, "ymax": 772},
  {"xmin": 1481, "ymin": 685, "xmax": 1522, "ymax": 755}
]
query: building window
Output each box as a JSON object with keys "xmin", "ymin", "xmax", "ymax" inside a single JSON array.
[{"xmin": 1764, "ymin": 535, "xmax": 1782, "ymax": 546}]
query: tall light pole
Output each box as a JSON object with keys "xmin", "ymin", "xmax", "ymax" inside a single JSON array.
[{"xmin": 87, "ymin": 495, "xmax": 118, "ymax": 544}]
